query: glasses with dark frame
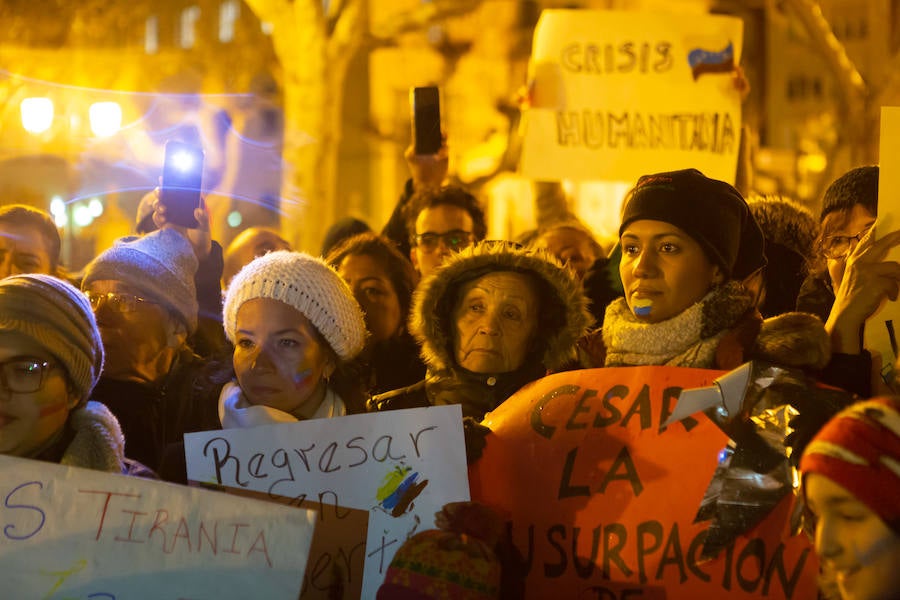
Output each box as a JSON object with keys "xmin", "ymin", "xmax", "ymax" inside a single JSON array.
[
  {"xmin": 0, "ymin": 358, "xmax": 57, "ymax": 393},
  {"xmin": 412, "ymin": 230, "xmax": 475, "ymax": 253},
  {"xmin": 818, "ymin": 226, "xmax": 872, "ymax": 260},
  {"xmin": 84, "ymin": 291, "xmax": 158, "ymax": 313}
]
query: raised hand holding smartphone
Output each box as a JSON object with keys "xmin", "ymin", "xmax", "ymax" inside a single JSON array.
[
  {"xmin": 411, "ymin": 86, "xmax": 442, "ymax": 155},
  {"xmin": 160, "ymin": 140, "xmax": 205, "ymax": 229}
]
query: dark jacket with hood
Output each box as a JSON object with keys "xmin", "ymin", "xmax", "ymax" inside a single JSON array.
[{"xmin": 370, "ymin": 241, "xmax": 593, "ymax": 421}]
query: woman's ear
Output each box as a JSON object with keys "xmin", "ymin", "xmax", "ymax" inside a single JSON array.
[
  {"xmin": 323, "ymin": 353, "xmax": 338, "ymax": 381},
  {"xmin": 710, "ymin": 266, "xmax": 726, "ymax": 287},
  {"xmin": 166, "ymin": 316, "xmax": 189, "ymax": 348},
  {"xmin": 66, "ymin": 384, "xmax": 82, "ymax": 411}
]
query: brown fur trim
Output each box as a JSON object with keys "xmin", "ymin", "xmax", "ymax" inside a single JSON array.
[
  {"xmin": 410, "ymin": 241, "xmax": 594, "ymax": 372},
  {"xmin": 750, "ymin": 312, "xmax": 830, "ymax": 370}
]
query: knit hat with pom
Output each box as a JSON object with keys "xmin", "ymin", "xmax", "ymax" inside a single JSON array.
[
  {"xmin": 82, "ymin": 228, "xmax": 199, "ymax": 334},
  {"xmin": 376, "ymin": 502, "xmax": 507, "ymax": 600},
  {"xmin": 801, "ymin": 396, "xmax": 900, "ymax": 534},
  {"xmin": 223, "ymin": 250, "xmax": 367, "ymax": 361},
  {"xmin": 0, "ymin": 274, "xmax": 104, "ymax": 405}
]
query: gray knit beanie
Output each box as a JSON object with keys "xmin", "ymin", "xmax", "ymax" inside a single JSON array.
[
  {"xmin": 223, "ymin": 250, "xmax": 367, "ymax": 361},
  {"xmin": 81, "ymin": 228, "xmax": 199, "ymax": 334},
  {"xmin": 0, "ymin": 274, "xmax": 104, "ymax": 405}
]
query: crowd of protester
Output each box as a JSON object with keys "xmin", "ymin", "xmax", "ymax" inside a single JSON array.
[{"xmin": 3, "ymin": 116, "xmax": 900, "ymax": 600}]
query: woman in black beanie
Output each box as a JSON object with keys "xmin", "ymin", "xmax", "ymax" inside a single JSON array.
[{"xmin": 582, "ymin": 168, "xmax": 830, "ymax": 372}]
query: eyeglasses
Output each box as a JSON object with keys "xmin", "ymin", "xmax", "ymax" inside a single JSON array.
[
  {"xmin": 0, "ymin": 358, "xmax": 56, "ymax": 393},
  {"xmin": 818, "ymin": 226, "xmax": 872, "ymax": 260},
  {"xmin": 412, "ymin": 230, "xmax": 475, "ymax": 253},
  {"xmin": 84, "ymin": 291, "xmax": 158, "ymax": 313}
]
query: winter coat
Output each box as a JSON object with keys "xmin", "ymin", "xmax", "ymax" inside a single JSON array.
[
  {"xmin": 370, "ymin": 241, "xmax": 593, "ymax": 421},
  {"xmin": 35, "ymin": 401, "xmax": 134, "ymax": 474},
  {"xmin": 92, "ymin": 348, "xmax": 225, "ymax": 471}
]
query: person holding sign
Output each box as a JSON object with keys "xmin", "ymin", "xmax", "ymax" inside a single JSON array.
[
  {"xmin": 220, "ymin": 250, "xmax": 368, "ymax": 426},
  {"xmin": 582, "ymin": 168, "xmax": 830, "ymax": 372},
  {"xmin": 370, "ymin": 240, "xmax": 592, "ymax": 425},
  {"xmin": 800, "ymin": 396, "xmax": 900, "ymax": 600},
  {"xmin": 0, "ymin": 274, "xmax": 129, "ymax": 473}
]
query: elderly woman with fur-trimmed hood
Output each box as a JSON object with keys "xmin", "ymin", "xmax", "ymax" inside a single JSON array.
[{"xmin": 369, "ymin": 240, "xmax": 593, "ymax": 421}]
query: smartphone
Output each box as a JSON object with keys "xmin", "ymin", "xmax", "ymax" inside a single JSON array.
[
  {"xmin": 410, "ymin": 86, "xmax": 441, "ymax": 155},
  {"xmin": 160, "ymin": 140, "xmax": 204, "ymax": 228}
]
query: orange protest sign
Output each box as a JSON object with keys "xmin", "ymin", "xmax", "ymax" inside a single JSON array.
[{"xmin": 469, "ymin": 367, "xmax": 818, "ymax": 600}]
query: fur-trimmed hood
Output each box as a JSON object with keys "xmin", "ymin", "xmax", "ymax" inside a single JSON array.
[
  {"xmin": 410, "ymin": 240, "xmax": 594, "ymax": 373},
  {"xmin": 61, "ymin": 400, "xmax": 127, "ymax": 473},
  {"xmin": 747, "ymin": 194, "xmax": 818, "ymax": 258}
]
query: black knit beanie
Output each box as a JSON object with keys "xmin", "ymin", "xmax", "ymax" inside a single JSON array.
[{"xmin": 619, "ymin": 168, "xmax": 766, "ymax": 280}]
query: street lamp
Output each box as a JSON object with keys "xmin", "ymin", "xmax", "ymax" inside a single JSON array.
[
  {"xmin": 20, "ymin": 97, "xmax": 54, "ymax": 134},
  {"xmin": 89, "ymin": 101, "xmax": 122, "ymax": 137}
]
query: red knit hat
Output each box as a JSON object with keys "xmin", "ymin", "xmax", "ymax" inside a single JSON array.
[{"xmin": 800, "ymin": 396, "xmax": 900, "ymax": 534}]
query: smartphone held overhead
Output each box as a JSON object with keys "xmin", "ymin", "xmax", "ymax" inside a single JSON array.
[
  {"xmin": 160, "ymin": 140, "xmax": 205, "ymax": 229},
  {"xmin": 411, "ymin": 86, "xmax": 442, "ymax": 155}
]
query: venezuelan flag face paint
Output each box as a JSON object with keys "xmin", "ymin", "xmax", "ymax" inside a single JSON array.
[
  {"xmin": 0, "ymin": 332, "xmax": 75, "ymax": 458},
  {"xmin": 632, "ymin": 298, "xmax": 653, "ymax": 317},
  {"xmin": 619, "ymin": 220, "xmax": 722, "ymax": 324},
  {"xmin": 806, "ymin": 474, "xmax": 900, "ymax": 600},
  {"xmin": 233, "ymin": 299, "xmax": 334, "ymax": 419}
]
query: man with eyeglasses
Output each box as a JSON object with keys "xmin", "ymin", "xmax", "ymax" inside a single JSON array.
[
  {"xmin": 796, "ymin": 166, "xmax": 900, "ymax": 401},
  {"xmin": 404, "ymin": 185, "xmax": 487, "ymax": 278},
  {"xmin": 80, "ymin": 227, "xmax": 222, "ymax": 474}
]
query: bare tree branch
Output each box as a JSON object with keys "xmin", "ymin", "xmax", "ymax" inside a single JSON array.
[
  {"xmin": 242, "ymin": 0, "xmax": 292, "ymax": 34},
  {"xmin": 781, "ymin": 0, "xmax": 867, "ymax": 109},
  {"xmin": 370, "ymin": 0, "xmax": 483, "ymax": 42}
]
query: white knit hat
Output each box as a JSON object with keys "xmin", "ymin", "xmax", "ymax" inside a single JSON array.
[{"xmin": 223, "ymin": 250, "xmax": 367, "ymax": 361}]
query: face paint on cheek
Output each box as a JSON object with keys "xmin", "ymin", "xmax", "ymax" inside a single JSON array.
[
  {"xmin": 853, "ymin": 530, "xmax": 900, "ymax": 567},
  {"xmin": 292, "ymin": 368, "xmax": 313, "ymax": 389},
  {"xmin": 38, "ymin": 400, "xmax": 71, "ymax": 418},
  {"xmin": 633, "ymin": 298, "xmax": 653, "ymax": 317}
]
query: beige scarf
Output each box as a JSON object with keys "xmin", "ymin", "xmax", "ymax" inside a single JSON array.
[{"xmin": 603, "ymin": 282, "xmax": 754, "ymax": 368}]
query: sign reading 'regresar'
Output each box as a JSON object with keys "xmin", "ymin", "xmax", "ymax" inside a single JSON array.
[
  {"xmin": 469, "ymin": 367, "xmax": 818, "ymax": 600},
  {"xmin": 519, "ymin": 9, "xmax": 744, "ymax": 184},
  {"xmin": 0, "ymin": 454, "xmax": 315, "ymax": 599}
]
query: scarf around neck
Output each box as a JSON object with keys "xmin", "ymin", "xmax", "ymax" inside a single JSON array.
[
  {"xmin": 603, "ymin": 281, "xmax": 754, "ymax": 368},
  {"xmin": 218, "ymin": 381, "xmax": 346, "ymax": 429}
]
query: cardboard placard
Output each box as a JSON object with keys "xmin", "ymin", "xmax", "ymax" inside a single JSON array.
[
  {"xmin": 185, "ymin": 405, "xmax": 470, "ymax": 600},
  {"xmin": 469, "ymin": 367, "xmax": 818, "ymax": 600},
  {"xmin": 520, "ymin": 9, "xmax": 744, "ymax": 184},
  {"xmin": 0, "ymin": 454, "xmax": 315, "ymax": 599},
  {"xmin": 864, "ymin": 106, "xmax": 900, "ymax": 378}
]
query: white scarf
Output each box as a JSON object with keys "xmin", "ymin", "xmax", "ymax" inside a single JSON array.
[{"xmin": 218, "ymin": 381, "xmax": 346, "ymax": 429}]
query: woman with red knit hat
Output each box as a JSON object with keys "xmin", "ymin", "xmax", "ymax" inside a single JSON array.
[{"xmin": 800, "ymin": 396, "xmax": 900, "ymax": 600}]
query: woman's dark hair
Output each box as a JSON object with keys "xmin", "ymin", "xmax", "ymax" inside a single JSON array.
[{"xmin": 326, "ymin": 232, "xmax": 419, "ymax": 321}]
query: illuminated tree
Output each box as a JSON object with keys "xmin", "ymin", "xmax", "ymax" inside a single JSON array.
[{"xmin": 242, "ymin": 0, "xmax": 482, "ymax": 250}]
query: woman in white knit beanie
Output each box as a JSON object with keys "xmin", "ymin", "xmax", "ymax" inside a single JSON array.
[{"xmin": 220, "ymin": 250, "xmax": 367, "ymax": 427}]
